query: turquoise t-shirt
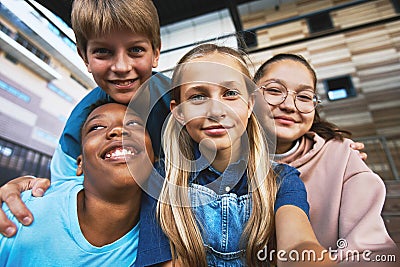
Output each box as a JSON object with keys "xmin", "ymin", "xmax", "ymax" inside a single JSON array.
[{"xmin": 0, "ymin": 181, "xmax": 140, "ymax": 267}]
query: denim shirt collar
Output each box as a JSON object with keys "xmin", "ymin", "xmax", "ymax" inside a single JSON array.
[{"xmin": 190, "ymin": 142, "xmax": 249, "ymax": 195}]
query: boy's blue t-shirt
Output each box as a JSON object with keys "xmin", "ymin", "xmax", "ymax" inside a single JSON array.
[
  {"xmin": 136, "ymin": 162, "xmax": 309, "ymax": 266},
  {"xmin": 0, "ymin": 181, "xmax": 140, "ymax": 266}
]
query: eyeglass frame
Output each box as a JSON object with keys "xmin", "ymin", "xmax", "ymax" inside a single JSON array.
[{"xmin": 258, "ymin": 80, "xmax": 321, "ymax": 113}]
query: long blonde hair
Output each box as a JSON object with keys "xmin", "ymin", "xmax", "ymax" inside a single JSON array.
[{"xmin": 157, "ymin": 44, "xmax": 278, "ymax": 266}]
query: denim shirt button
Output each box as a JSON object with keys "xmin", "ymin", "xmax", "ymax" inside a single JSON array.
[{"xmin": 225, "ymin": 186, "xmax": 230, "ymax": 192}]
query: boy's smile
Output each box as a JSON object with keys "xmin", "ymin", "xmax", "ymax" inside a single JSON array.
[
  {"xmin": 102, "ymin": 144, "xmax": 138, "ymax": 161},
  {"xmin": 77, "ymin": 103, "xmax": 154, "ymax": 190},
  {"xmin": 83, "ymin": 31, "xmax": 160, "ymax": 104}
]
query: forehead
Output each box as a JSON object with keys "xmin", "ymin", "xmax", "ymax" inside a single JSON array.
[
  {"xmin": 264, "ymin": 60, "xmax": 312, "ymax": 80},
  {"xmin": 87, "ymin": 103, "xmax": 143, "ymax": 123},
  {"xmin": 87, "ymin": 103, "xmax": 127, "ymax": 120},
  {"xmin": 175, "ymin": 58, "xmax": 248, "ymax": 89},
  {"xmin": 263, "ymin": 60, "xmax": 313, "ymax": 84},
  {"xmin": 190, "ymin": 53, "xmax": 244, "ymax": 70},
  {"xmin": 87, "ymin": 31, "xmax": 152, "ymax": 47}
]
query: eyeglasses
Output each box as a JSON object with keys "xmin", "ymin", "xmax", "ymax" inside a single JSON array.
[{"xmin": 259, "ymin": 81, "xmax": 320, "ymax": 113}]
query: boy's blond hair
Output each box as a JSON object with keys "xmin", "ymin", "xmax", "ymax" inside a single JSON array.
[{"xmin": 71, "ymin": 0, "xmax": 161, "ymax": 58}]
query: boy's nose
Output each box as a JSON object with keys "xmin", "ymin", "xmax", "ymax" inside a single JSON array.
[
  {"xmin": 107, "ymin": 126, "xmax": 129, "ymax": 138},
  {"xmin": 111, "ymin": 53, "xmax": 133, "ymax": 73}
]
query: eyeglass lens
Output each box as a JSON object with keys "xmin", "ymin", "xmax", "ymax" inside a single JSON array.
[{"xmin": 261, "ymin": 82, "xmax": 318, "ymax": 113}]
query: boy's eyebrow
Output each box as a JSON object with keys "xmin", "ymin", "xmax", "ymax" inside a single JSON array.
[
  {"xmin": 90, "ymin": 38, "xmax": 150, "ymax": 46},
  {"xmin": 83, "ymin": 113, "xmax": 106, "ymax": 127}
]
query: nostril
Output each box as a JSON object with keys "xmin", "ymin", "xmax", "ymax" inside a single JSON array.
[{"xmin": 107, "ymin": 127, "xmax": 125, "ymax": 138}]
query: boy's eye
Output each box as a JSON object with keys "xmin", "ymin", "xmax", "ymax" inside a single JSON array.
[
  {"xmin": 126, "ymin": 120, "xmax": 143, "ymax": 127},
  {"xmin": 88, "ymin": 124, "xmax": 105, "ymax": 132},
  {"xmin": 129, "ymin": 47, "xmax": 144, "ymax": 54},
  {"xmin": 92, "ymin": 48, "xmax": 111, "ymax": 56}
]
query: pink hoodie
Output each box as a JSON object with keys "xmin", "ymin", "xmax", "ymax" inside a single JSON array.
[{"xmin": 278, "ymin": 132, "xmax": 399, "ymax": 266}]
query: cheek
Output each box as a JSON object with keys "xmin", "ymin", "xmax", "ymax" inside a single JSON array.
[
  {"xmin": 145, "ymin": 139, "xmax": 154, "ymax": 163},
  {"xmin": 88, "ymin": 63, "xmax": 109, "ymax": 83},
  {"xmin": 80, "ymin": 150, "xmax": 98, "ymax": 176},
  {"xmin": 301, "ymin": 113, "xmax": 314, "ymax": 131},
  {"xmin": 254, "ymin": 96, "xmax": 271, "ymax": 113},
  {"xmin": 254, "ymin": 102, "xmax": 274, "ymax": 126},
  {"xmin": 136, "ymin": 58, "xmax": 154, "ymax": 79},
  {"xmin": 238, "ymin": 112, "xmax": 250, "ymax": 129},
  {"xmin": 183, "ymin": 119, "xmax": 204, "ymax": 143},
  {"xmin": 231, "ymin": 103, "xmax": 251, "ymax": 125},
  {"xmin": 184, "ymin": 118, "xmax": 201, "ymax": 133},
  {"xmin": 87, "ymin": 58, "xmax": 103, "ymax": 71},
  {"xmin": 82, "ymin": 141, "xmax": 98, "ymax": 159},
  {"xmin": 181, "ymin": 104, "xmax": 206, "ymax": 122}
]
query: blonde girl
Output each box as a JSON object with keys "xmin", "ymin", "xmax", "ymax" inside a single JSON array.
[{"xmin": 155, "ymin": 44, "xmax": 333, "ymax": 267}]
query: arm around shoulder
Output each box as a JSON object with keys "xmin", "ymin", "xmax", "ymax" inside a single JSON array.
[{"xmin": 0, "ymin": 175, "xmax": 50, "ymax": 237}]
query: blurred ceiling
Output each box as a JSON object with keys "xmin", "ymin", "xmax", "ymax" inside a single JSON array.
[{"xmin": 31, "ymin": 0, "xmax": 276, "ymax": 31}]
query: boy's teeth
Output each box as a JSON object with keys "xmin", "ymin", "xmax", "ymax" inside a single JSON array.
[
  {"xmin": 105, "ymin": 147, "xmax": 135, "ymax": 159},
  {"xmin": 115, "ymin": 80, "xmax": 132, "ymax": 86}
]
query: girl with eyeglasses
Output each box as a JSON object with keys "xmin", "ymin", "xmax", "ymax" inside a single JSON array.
[{"xmin": 253, "ymin": 53, "xmax": 398, "ymax": 265}]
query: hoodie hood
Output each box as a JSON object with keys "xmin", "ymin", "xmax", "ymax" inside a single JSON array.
[{"xmin": 276, "ymin": 131, "xmax": 326, "ymax": 168}]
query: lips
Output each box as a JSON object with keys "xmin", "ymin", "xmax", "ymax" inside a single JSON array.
[
  {"xmin": 202, "ymin": 125, "xmax": 232, "ymax": 136},
  {"xmin": 274, "ymin": 115, "xmax": 296, "ymax": 125},
  {"xmin": 110, "ymin": 79, "xmax": 139, "ymax": 87}
]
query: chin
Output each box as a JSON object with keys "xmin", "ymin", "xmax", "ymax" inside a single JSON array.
[{"xmin": 117, "ymin": 96, "xmax": 134, "ymax": 105}]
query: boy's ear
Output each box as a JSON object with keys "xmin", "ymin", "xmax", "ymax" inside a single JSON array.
[
  {"xmin": 76, "ymin": 155, "xmax": 83, "ymax": 176},
  {"xmin": 77, "ymin": 48, "xmax": 91, "ymax": 72},
  {"xmin": 152, "ymin": 47, "xmax": 161, "ymax": 68},
  {"xmin": 170, "ymin": 100, "xmax": 185, "ymax": 125}
]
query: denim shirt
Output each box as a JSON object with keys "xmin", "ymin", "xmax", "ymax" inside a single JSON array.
[
  {"xmin": 189, "ymin": 147, "xmax": 250, "ymax": 266},
  {"xmin": 136, "ymin": 148, "xmax": 309, "ymax": 266}
]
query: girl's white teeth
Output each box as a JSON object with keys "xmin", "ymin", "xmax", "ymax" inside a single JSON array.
[{"xmin": 105, "ymin": 148, "xmax": 135, "ymax": 159}]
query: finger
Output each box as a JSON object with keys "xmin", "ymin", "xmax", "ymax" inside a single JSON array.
[
  {"xmin": 0, "ymin": 208, "xmax": 17, "ymax": 237},
  {"xmin": 359, "ymin": 152, "xmax": 367, "ymax": 161},
  {"xmin": 350, "ymin": 142, "xmax": 365, "ymax": 150},
  {"xmin": 1, "ymin": 184, "xmax": 33, "ymax": 226},
  {"xmin": 30, "ymin": 178, "xmax": 51, "ymax": 197}
]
